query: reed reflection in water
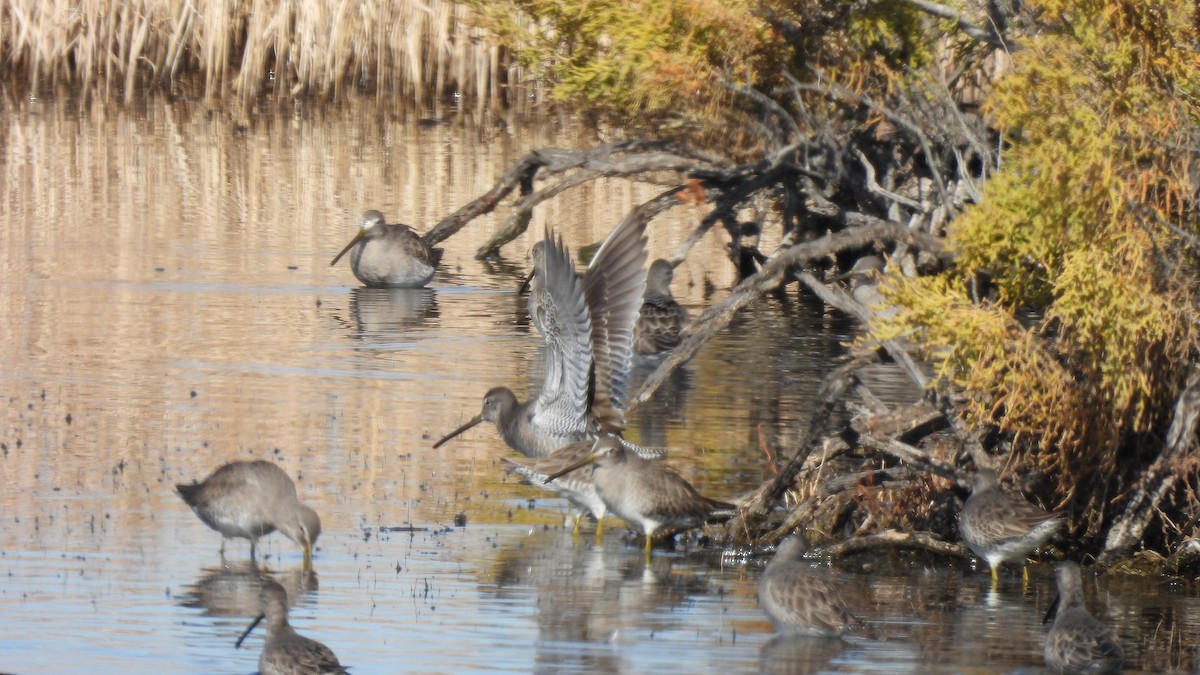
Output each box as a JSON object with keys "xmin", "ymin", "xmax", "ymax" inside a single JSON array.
[{"xmin": 0, "ymin": 100, "xmax": 1193, "ymax": 673}]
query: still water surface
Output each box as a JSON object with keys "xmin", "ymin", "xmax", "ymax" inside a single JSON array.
[{"xmin": 0, "ymin": 101, "xmax": 1193, "ymax": 673}]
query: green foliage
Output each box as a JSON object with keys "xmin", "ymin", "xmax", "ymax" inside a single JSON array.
[{"xmin": 877, "ymin": 0, "xmax": 1200, "ymax": 507}]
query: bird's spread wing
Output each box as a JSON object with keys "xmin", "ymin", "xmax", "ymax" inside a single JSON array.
[
  {"xmin": 582, "ymin": 215, "xmax": 648, "ymax": 432},
  {"xmin": 531, "ymin": 230, "xmax": 592, "ymax": 436}
]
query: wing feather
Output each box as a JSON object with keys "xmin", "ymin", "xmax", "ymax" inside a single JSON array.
[
  {"xmin": 582, "ymin": 215, "xmax": 648, "ymax": 431},
  {"xmin": 531, "ymin": 230, "xmax": 592, "ymax": 436}
]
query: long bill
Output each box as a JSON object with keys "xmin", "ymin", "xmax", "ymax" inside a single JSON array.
[
  {"xmin": 518, "ymin": 268, "xmax": 535, "ymax": 294},
  {"xmin": 330, "ymin": 230, "xmax": 367, "ymax": 266},
  {"xmin": 1042, "ymin": 593, "xmax": 1061, "ymax": 625},
  {"xmin": 235, "ymin": 613, "xmax": 266, "ymax": 649},
  {"xmin": 543, "ymin": 453, "xmax": 597, "ymax": 483},
  {"xmin": 432, "ymin": 415, "xmax": 483, "ymax": 449}
]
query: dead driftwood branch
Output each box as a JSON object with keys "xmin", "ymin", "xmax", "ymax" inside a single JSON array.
[
  {"xmin": 632, "ymin": 220, "xmax": 946, "ymax": 405},
  {"xmin": 1098, "ymin": 366, "xmax": 1200, "ymax": 566},
  {"xmin": 824, "ymin": 530, "xmax": 968, "ymax": 559},
  {"xmin": 421, "ymin": 140, "xmax": 728, "ymax": 256},
  {"xmin": 721, "ymin": 350, "xmax": 880, "ymax": 538}
]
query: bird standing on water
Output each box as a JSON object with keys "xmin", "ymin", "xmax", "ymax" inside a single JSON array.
[
  {"xmin": 544, "ymin": 435, "xmax": 735, "ymax": 559},
  {"xmin": 500, "ymin": 439, "xmax": 613, "ymax": 537},
  {"xmin": 176, "ymin": 460, "xmax": 321, "ymax": 570},
  {"xmin": 236, "ymin": 578, "xmax": 348, "ymax": 675},
  {"xmin": 1043, "ymin": 562, "xmax": 1124, "ymax": 675},
  {"xmin": 330, "ymin": 209, "xmax": 442, "ymax": 288},
  {"xmin": 433, "ymin": 216, "xmax": 649, "ymax": 458},
  {"xmin": 633, "ymin": 258, "xmax": 688, "ymax": 361},
  {"xmin": 758, "ymin": 533, "xmax": 863, "ymax": 638},
  {"xmin": 958, "ymin": 468, "xmax": 1063, "ymax": 586}
]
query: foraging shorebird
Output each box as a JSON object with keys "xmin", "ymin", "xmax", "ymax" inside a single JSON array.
[
  {"xmin": 176, "ymin": 460, "xmax": 321, "ymax": 570},
  {"xmin": 758, "ymin": 533, "xmax": 863, "ymax": 638},
  {"xmin": 330, "ymin": 209, "xmax": 442, "ymax": 288},
  {"xmin": 633, "ymin": 259, "xmax": 688, "ymax": 360},
  {"xmin": 958, "ymin": 468, "xmax": 1063, "ymax": 586},
  {"xmin": 1043, "ymin": 562, "xmax": 1124, "ymax": 674},
  {"xmin": 434, "ymin": 216, "xmax": 649, "ymax": 458},
  {"xmin": 544, "ymin": 436, "xmax": 735, "ymax": 560},
  {"xmin": 235, "ymin": 578, "xmax": 348, "ymax": 675}
]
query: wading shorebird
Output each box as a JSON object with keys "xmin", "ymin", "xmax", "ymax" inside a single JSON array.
[
  {"xmin": 544, "ymin": 436, "xmax": 735, "ymax": 560},
  {"xmin": 633, "ymin": 259, "xmax": 688, "ymax": 361},
  {"xmin": 958, "ymin": 468, "xmax": 1063, "ymax": 586},
  {"xmin": 758, "ymin": 533, "xmax": 864, "ymax": 638},
  {"xmin": 1043, "ymin": 562, "xmax": 1124, "ymax": 675},
  {"xmin": 235, "ymin": 578, "xmax": 348, "ymax": 675},
  {"xmin": 176, "ymin": 460, "xmax": 321, "ymax": 570},
  {"xmin": 500, "ymin": 439, "xmax": 612, "ymax": 537},
  {"xmin": 438, "ymin": 218, "xmax": 662, "ymax": 534},
  {"xmin": 434, "ymin": 216, "xmax": 650, "ymax": 458},
  {"xmin": 330, "ymin": 209, "xmax": 442, "ymax": 288}
]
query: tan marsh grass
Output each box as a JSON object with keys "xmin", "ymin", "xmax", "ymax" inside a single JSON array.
[{"xmin": 1, "ymin": 0, "xmax": 523, "ymax": 109}]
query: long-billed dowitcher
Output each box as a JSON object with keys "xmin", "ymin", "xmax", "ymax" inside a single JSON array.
[
  {"xmin": 758, "ymin": 533, "xmax": 863, "ymax": 638},
  {"xmin": 434, "ymin": 216, "xmax": 649, "ymax": 457},
  {"xmin": 1043, "ymin": 562, "xmax": 1124, "ymax": 675},
  {"xmin": 544, "ymin": 436, "xmax": 735, "ymax": 559},
  {"xmin": 235, "ymin": 578, "xmax": 348, "ymax": 675},
  {"xmin": 959, "ymin": 468, "xmax": 1063, "ymax": 585},
  {"xmin": 330, "ymin": 209, "xmax": 442, "ymax": 288},
  {"xmin": 501, "ymin": 439, "xmax": 611, "ymax": 537},
  {"xmin": 633, "ymin": 259, "xmax": 688, "ymax": 360},
  {"xmin": 176, "ymin": 460, "xmax": 321, "ymax": 570}
]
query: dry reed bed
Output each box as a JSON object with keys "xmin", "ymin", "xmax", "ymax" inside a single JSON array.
[{"xmin": 1, "ymin": 0, "xmax": 517, "ymax": 109}]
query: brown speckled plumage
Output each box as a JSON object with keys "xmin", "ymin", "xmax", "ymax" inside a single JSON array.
[
  {"xmin": 238, "ymin": 579, "xmax": 348, "ymax": 675},
  {"xmin": 633, "ymin": 259, "xmax": 688, "ymax": 358},
  {"xmin": 959, "ymin": 469, "xmax": 1062, "ymax": 583},
  {"xmin": 758, "ymin": 534, "xmax": 862, "ymax": 637},
  {"xmin": 1044, "ymin": 562, "xmax": 1124, "ymax": 675}
]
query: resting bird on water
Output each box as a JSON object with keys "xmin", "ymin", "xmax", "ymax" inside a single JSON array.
[
  {"xmin": 1043, "ymin": 562, "xmax": 1124, "ymax": 675},
  {"xmin": 330, "ymin": 209, "xmax": 442, "ymax": 288},
  {"xmin": 235, "ymin": 578, "xmax": 348, "ymax": 675},
  {"xmin": 633, "ymin": 258, "xmax": 688, "ymax": 361},
  {"xmin": 758, "ymin": 533, "xmax": 863, "ymax": 638}
]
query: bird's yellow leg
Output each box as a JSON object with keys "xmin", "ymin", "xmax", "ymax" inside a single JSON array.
[
  {"xmin": 572, "ymin": 514, "xmax": 583, "ymax": 538},
  {"xmin": 644, "ymin": 535, "xmax": 653, "ymax": 562},
  {"xmin": 595, "ymin": 518, "xmax": 604, "ymax": 543},
  {"xmin": 990, "ymin": 566, "xmax": 999, "ymax": 589}
]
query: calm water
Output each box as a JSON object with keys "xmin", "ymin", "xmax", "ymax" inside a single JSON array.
[{"xmin": 0, "ymin": 100, "xmax": 1193, "ymax": 674}]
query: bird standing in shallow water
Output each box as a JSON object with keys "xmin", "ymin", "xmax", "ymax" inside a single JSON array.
[
  {"xmin": 544, "ymin": 435, "xmax": 735, "ymax": 560},
  {"xmin": 959, "ymin": 468, "xmax": 1063, "ymax": 586},
  {"xmin": 175, "ymin": 460, "xmax": 321, "ymax": 570},
  {"xmin": 434, "ymin": 216, "xmax": 649, "ymax": 458},
  {"xmin": 1043, "ymin": 562, "xmax": 1124, "ymax": 675},
  {"xmin": 633, "ymin": 258, "xmax": 688, "ymax": 361},
  {"xmin": 236, "ymin": 578, "xmax": 348, "ymax": 675},
  {"xmin": 500, "ymin": 439, "xmax": 612, "ymax": 538},
  {"xmin": 758, "ymin": 533, "xmax": 863, "ymax": 638},
  {"xmin": 330, "ymin": 209, "xmax": 441, "ymax": 288}
]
